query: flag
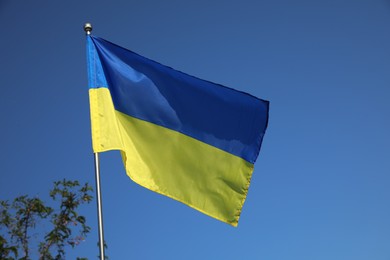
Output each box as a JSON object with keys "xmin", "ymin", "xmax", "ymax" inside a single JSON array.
[{"xmin": 86, "ymin": 35, "xmax": 269, "ymax": 226}]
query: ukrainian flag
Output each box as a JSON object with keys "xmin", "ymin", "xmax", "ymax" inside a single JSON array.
[{"xmin": 87, "ymin": 35, "xmax": 269, "ymax": 226}]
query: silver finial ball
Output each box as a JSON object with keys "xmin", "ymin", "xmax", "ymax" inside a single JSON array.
[{"xmin": 84, "ymin": 23, "xmax": 93, "ymax": 35}]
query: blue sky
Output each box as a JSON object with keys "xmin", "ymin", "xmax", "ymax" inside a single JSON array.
[{"xmin": 1, "ymin": 1, "xmax": 390, "ymax": 259}]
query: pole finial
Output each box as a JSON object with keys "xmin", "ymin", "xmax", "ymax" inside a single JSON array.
[{"xmin": 84, "ymin": 23, "xmax": 93, "ymax": 35}]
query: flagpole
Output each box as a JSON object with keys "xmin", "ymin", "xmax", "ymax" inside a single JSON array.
[
  {"xmin": 93, "ymin": 152, "xmax": 106, "ymax": 260},
  {"xmin": 84, "ymin": 23, "xmax": 106, "ymax": 260}
]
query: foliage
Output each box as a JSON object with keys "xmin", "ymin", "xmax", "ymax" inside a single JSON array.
[{"xmin": 0, "ymin": 179, "xmax": 93, "ymax": 260}]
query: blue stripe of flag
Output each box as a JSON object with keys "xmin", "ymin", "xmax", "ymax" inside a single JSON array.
[{"xmin": 90, "ymin": 36, "xmax": 269, "ymax": 163}]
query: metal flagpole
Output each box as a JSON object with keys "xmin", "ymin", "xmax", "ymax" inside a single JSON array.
[
  {"xmin": 93, "ymin": 152, "xmax": 106, "ymax": 260},
  {"xmin": 84, "ymin": 23, "xmax": 106, "ymax": 260}
]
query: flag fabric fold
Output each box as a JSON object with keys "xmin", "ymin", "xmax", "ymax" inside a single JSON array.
[{"xmin": 86, "ymin": 35, "xmax": 269, "ymax": 226}]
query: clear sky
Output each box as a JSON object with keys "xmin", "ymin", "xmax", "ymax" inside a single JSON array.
[{"xmin": 1, "ymin": 0, "xmax": 390, "ymax": 259}]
